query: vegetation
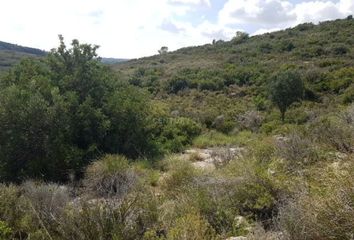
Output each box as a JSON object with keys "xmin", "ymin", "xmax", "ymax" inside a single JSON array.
[
  {"xmin": 269, "ymin": 70, "xmax": 304, "ymax": 121},
  {"xmin": 0, "ymin": 17, "xmax": 354, "ymax": 239}
]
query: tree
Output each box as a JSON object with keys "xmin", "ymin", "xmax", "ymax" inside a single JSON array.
[
  {"xmin": 269, "ymin": 70, "xmax": 304, "ymax": 122},
  {"xmin": 158, "ymin": 46, "xmax": 168, "ymax": 55},
  {"xmin": 0, "ymin": 37, "xmax": 161, "ymax": 182},
  {"xmin": 232, "ymin": 31, "xmax": 249, "ymax": 44}
]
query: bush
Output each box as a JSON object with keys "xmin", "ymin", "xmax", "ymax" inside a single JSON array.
[
  {"xmin": 84, "ymin": 154, "xmax": 137, "ymax": 198},
  {"xmin": 161, "ymin": 157, "xmax": 197, "ymax": 194},
  {"xmin": 166, "ymin": 76, "xmax": 190, "ymax": 94},
  {"xmin": 276, "ymin": 169, "xmax": 354, "ymax": 240},
  {"xmin": 0, "ymin": 221, "xmax": 12, "ymax": 239},
  {"xmin": 310, "ymin": 116, "xmax": 353, "ymax": 153},
  {"xmin": 21, "ymin": 181, "xmax": 70, "ymax": 232},
  {"xmin": 167, "ymin": 213, "xmax": 218, "ymax": 240},
  {"xmin": 238, "ymin": 111, "xmax": 264, "ymax": 132},
  {"xmin": 59, "ymin": 191, "xmax": 159, "ymax": 240},
  {"xmin": 275, "ymin": 133, "xmax": 319, "ymax": 170},
  {"xmin": 160, "ymin": 117, "xmax": 202, "ymax": 153}
]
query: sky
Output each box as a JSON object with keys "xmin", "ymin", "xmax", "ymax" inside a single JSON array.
[{"xmin": 0, "ymin": 0, "xmax": 353, "ymax": 58}]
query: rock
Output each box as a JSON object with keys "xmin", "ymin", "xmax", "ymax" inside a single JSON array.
[
  {"xmin": 274, "ymin": 135, "xmax": 290, "ymax": 143},
  {"xmin": 226, "ymin": 237, "xmax": 247, "ymax": 240},
  {"xmin": 192, "ymin": 161, "xmax": 216, "ymax": 171},
  {"xmin": 180, "ymin": 147, "xmax": 246, "ymax": 170},
  {"xmin": 185, "ymin": 149, "xmax": 198, "ymax": 154},
  {"xmin": 234, "ymin": 216, "xmax": 249, "ymax": 228},
  {"xmin": 198, "ymin": 152, "xmax": 212, "ymax": 159},
  {"xmin": 170, "ymin": 110, "xmax": 180, "ymax": 117},
  {"xmin": 212, "ymin": 115, "xmax": 225, "ymax": 128}
]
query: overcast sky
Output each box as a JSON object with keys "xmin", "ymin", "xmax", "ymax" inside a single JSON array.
[{"xmin": 0, "ymin": 0, "xmax": 353, "ymax": 58}]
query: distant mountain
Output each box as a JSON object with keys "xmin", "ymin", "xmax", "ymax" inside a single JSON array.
[
  {"xmin": 0, "ymin": 41, "xmax": 46, "ymax": 56},
  {"xmin": 0, "ymin": 41, "xmax": 128, "ymax": 72},
  {"xmin": 101, "ymin": 57, "xmax": 129, "ymax": 64},
  {"xmin": 0, "ymin": 41, "xmax": 46, "ymax": 71}
]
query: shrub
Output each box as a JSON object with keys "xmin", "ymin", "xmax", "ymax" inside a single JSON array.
[
  {"xmin": 275, "ymin": 133, "xmax": 319, "ymax": 170},
  {"xmin": 84, "ymin": 154, "xmax": 137, "ymax": 198},
  {"xmin": 0, "ymin": 220, "xmax": 12, "ymax": 239},
  {"xmin": 160, "ymin": 117, "xmax": 202, "ymax": 153},
  {"xmin": 166, "ymin": 76, "xmax": 190, "ymax": 94},
  {"xmin": 276, "ymin": 169, "xmax": 354, "ymax": 240},
  {"xmin": 58, "ymin": 191, "xmax": 159, "ymax": 240},
  {"xmin": 310, "ymin": 116, "xmax": 353, "ymax": 153},
  {"xmin": 161, "ymin": 157, "xmax": 197, "ymax": 194},
  {"xmin": 167, "ymin": 213, "xmax": 218, "ymax": 240},
  {"xmin": 21, "ymin": 181, "xmax": 70, "ymax": 232},
  {"xmin": 221, "ymin": 157, "xmax": 287, "ymax": 225},
  {"xmin": 238, "ymin": 111, "xmax": 264, "ymax": 132}
]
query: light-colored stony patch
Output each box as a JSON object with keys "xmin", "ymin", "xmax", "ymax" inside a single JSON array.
[
  {"xmin": 180, "ymin": 147, "xmax": 246, "ymax": 170},
  {"xmin": 226, "ymin": 237, "xmax": 247, "ymax": 240}
]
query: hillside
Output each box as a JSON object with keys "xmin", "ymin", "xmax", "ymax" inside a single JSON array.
[
  {"xmin": 113, "ymin": 17, "xmax": 354, "ymax": 129},
  {"xmin": 114, "ymin": 17, "xmax": 353, "ymax": 87},
  {"xmin": 0, "ymin": 41, "xmax": 128, "ymax": 72},
  {"xmin": 0, "ymin": 17, "xmax": 353, "ymax": 240},
  {"xmin": 0, "ymin": 41, "xmax": 46, "ymax": 71}
]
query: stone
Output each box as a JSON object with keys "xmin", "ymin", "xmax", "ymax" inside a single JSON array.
[{"xmin": 226, "ymin": 237, "xmax": 247, "ymax": 240}]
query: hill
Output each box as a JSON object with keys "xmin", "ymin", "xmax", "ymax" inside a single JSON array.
[
  {"xmin": 113, "ymin": 17, "xmax": 354, "ymax": 129},
  {"xmin": 0, "ymin": 41, "xmax": 128, "ymax": 72},
  {"xmin": 0, "ymin": 17, "xmax": 353, "ymax": 240},
  {"xmin": 0, "ymin": 41, "xmax": 46, "ymax": 71},
  {"xmin": 101, "ymin": 57, "xmax": 129, "ymax": 64}
]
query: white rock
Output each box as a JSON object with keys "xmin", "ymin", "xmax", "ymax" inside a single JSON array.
[
  {"xmin": 192, "ymin": 161, "xmax": 216, "ymax": 171},
  {"xmin": 226, "ymin": 237, "xmax": 247, "ymax": 240}
]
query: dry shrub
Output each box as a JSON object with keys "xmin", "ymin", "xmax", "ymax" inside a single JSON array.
[
  {"xmin": 238, "ymin": 111, "xmax": 264, "ymax": 132},
  {"xmin": 160, "ymin": 157, "xmax": 197, "ymax": 195},
  {"xmin": 247, "ymin": 223, "xmax": 284, "ymax": 240},
  {"xmin": 58, "ymin": 191, "xmax": 159, "ymax": 240},
  {"xmin": 166, "ymin": 213, "xmax": 218, "ymax": 240},
  {"xmin": 311, "ymin": 116, "xmax": 353, "ymax": 153},
  {"xmin": 22, "ymin": 181, "xmax": 70, "ymax": 216},
  {"xmin": 275, "ymin": 133, "xmax": 319, "ymax": 169},
  {"xmin": 276, "ymin": 168, "xmax": 354, "ymax": 240},
  {"xmin": 84, "ymin": 154, "xmax": 138, "ymax": 198}
]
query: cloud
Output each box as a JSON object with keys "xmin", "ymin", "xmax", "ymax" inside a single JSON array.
[
  {"xmin": 219, "ymin": 0, "xmax": 295, "ymax": 27},
  {"xmin": 160, "ymin": 20, "xmax": 184, "ymax": 33},
  {"xmin": 168, "ymin": 0, "xmax": 211, "ymax": 7},
  {"xmin": 0, "ymin": 0, "xmax": 353, "ymax": 58},
  {"xmin": 293, "ymin": 1, "xmax": 349, "ymax": 24},
  {"xmin": 219, "ymin": 0, "xmax": 353, "ymax": 33},
  {"xmin": 198, "ymin": 20, "xmax": 239, "ymax": 40}
]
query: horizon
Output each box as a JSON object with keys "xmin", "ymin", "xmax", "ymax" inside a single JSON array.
[{"xmin": 1, "ymin": 0, "xmax": 353, "ymax": 59}]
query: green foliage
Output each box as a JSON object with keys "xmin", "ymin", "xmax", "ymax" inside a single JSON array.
[
  {"xmin": 0, "ymin": 37, "xmax": 185, "ymax": 182},
  {"xmin": 269, "ymin": 70, "xmax": 304, "ymax": 122},
  {"xmin": 159, "ymin": 117, "xmax": 202, "ymax": 153},
  {"xmin": 0, "ymin": 221, "xmax": 12, "ymax": 240},
  {"xmin": 231, "ymin": 31, "xmax": 249, "ymax": 44},
  {"xmin": 167, "ymin": 213, "xmax": 218, "ymax": 240}
]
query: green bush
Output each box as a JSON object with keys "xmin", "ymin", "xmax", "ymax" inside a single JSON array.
[
  {"xmin": 167, "ymin": 213, "xmax": 218, "ymax": 240},
  {"xmin": 160, "ymin": 117, "xmax": 202, "ymax": 153},
  {"xmin": 0, "ymin": 221, "xmax": 12, "ymax": 240}
]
